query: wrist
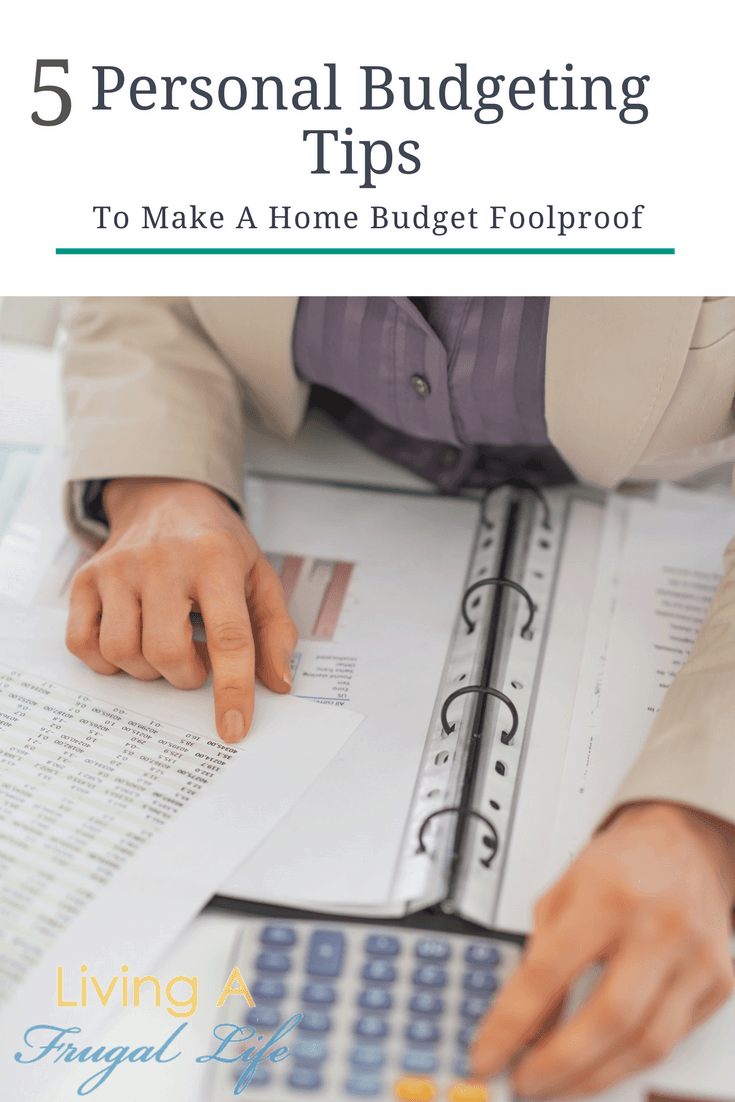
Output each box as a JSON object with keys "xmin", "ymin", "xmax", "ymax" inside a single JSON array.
[
  {"xmin": 607, "ymin": 800, "xmax": 735, "ymax": 903},
  {"xmin": 103, "ymin": 478, "xmax": 228, "ymax": 527}
]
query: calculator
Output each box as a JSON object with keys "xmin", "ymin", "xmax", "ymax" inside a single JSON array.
[{"xmin": 207, "ymin": 911, "xmax": 522, "ymax": 1102}]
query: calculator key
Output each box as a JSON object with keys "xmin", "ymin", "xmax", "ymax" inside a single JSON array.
[
  {"xmin": 300, "ymin": 1011, "xmax": 331, "ymax": 1033},
  {"xmin": 402, "ymin": 1049, "xmax": 438, "ymax": 1073},
  {"xmin": 293, "ymin": 1039, "xmax": 328, "ymax": 1065},
  {"xmin": 365, "ymin": 935, "xmax": 400, "ymax": 956},
  {"xmin": 302, "ymin": 983, "xmax": 336, "ymax": 1005},
  {"xmin": 459, "ymin": 997, "xmax": 488, "ymax": 1021},
  {"xmin": 412, "ymin": 966, "xmax": 447, "ymax": 988},
  {"xmin": 359, "ymin": 988, "xmax": 393, "ymax": 1011},
  {"xmin": 456, "ymin": 1026, "xmax": 475, "ymax": 1050},
  {"xmin": 362, "ymin": 960, "xmax": 397, "ymax": 983},
  {"xmin": 252, "ymin": 979, "xmax": 286, "ymax": 1001},
  {"xmin": 355, "ymin": 1016, "xmax": 390, "ymax": 1039},
  {"xmin": 234, "ymin": 1063, "xmax": 270, "ymax": 1087},
  {"xmin": 247, "ymin": 1006, "xmax": 280, "ymax": 1028},
  {"xmin": 394, "ymin": 1076, "xmax": 437, "ymax": 1101},
  {"xmin": 405, "ymin": 1020, "xmax": 440, "ymax": 1044},
  {"xmin": 464, "ymin": 943, "xmax": 501, "ymax": 967},
  {"xmin": 415, "ymin": 938, "xmax": 451, "ymax": 962},
  {"xmin": 261, "ymin": 924, "xmax": 297, "ymax": 947},
  {"xmin": 446, "ymin": 1084, "xmax": 488, "ymax": 1102},
  {"xmin": 307, "ymin": 930, "xmax": 345, "ymax": 977},
  {"xmin": 350, "ymin": 1044, "xmax": 386, "ymax": 1068},
  {"xmin": 451, "ymin": 1056, "xmax": 471, "ymax": 1078},
  {"xmin": 256, "ymin": 951, "xmax": 291, "ymax": 973},
  {"xmin": 289, "ymin": 1067, "xmax": 322, "ymax": 1090},
  {"xmin": 409, "ymin": 994, "xmax": 444, "ymax": 1016},
  {"xmin": 462, "ymin": 972, "xmax": 498, "ymax": 994},
  {"xmin": 346, "ymin": 1073, "xmax": 383, "ymax": 1096}
]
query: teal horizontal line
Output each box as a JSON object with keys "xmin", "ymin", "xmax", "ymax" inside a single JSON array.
[{"xmin": 56, "ymin": 247, "xmax": 675, "ymax": 256}]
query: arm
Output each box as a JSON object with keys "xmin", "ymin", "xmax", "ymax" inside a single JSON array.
[
  {"xmin": 62, "ymin": 296, "xmax": 249, "ymax": 537},
  {"xmin": 471, "ymin": 533, "xmax": 735, "ymax": 1097},
  {"xmin": 62, "ymin": 298, "xmax": 298, "ymax": 741}
]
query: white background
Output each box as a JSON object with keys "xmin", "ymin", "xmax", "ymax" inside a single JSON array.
[{"xmin": 1, "ymin": 0, "xmax": 733, "ymax": 294}]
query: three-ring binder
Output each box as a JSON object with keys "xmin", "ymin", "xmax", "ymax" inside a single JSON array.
[
  {"xmin": 461, "ymin": 578, "xmax": 535, "ymax": 638},
  {"xmin": 416, "ymin": 480, "xmax": 550, "ymax": 879},
  {"xmin": 440, "ymin": 685, "xmax": 519, "ymax": 744}
]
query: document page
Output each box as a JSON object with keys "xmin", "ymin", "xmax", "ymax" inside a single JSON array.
[
  {"xmin": 0, "ymin": 606, "xmax": 363, "ymax": 1099},
  {"xmin": 222, "ymin": 476, "xmax": 480, "ymax": 911},
  {"xmin": 575, "ymin": 499, "xmax": 734, "ymax": 846}
]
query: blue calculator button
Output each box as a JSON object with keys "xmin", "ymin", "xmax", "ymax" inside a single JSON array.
[
  {"xmin": 405, "ymin": 1020, "xmax": 440, "ymax": 1044},
  {"xmin": 261, "ymin": 924, "xmax": 297, "ymax": 947},
  {"xmin": 289, "ymin": 1067, "xmax": 322, "ymax": 1090},
  {"xmin": 409, "ymin": 994, "xmax": 444, "ymax": 1015},
  {"xmin": 452, "ymin": 1055, "xmax": 471, "ymax": 1077},
  {"xmin": 464, "ymin": 942, "xmax": 501, "ymax": 967},
  {"xmin": 412, "ymin": 966, "xmax": 447, "ymax": 987},
  {"xmin": 346, "ymin": 1073, "xmax": 382, "ymax": 1096},
  {"xmin": 361, "ymin": 960, "xmax": 397, "ymax": 983},
  {"xmin": 251, "ymin": 979, "xmax": 286, "ymax": 1001},
  {"xmin": 247, "ymin": 1006, "xmax": 280, "ymax": 1028},
  {"xmin": 302, "ymin": 983, "xmax": 336, "ymax": 1005},
  {"xmin": 256, "ymin": 951, "xmax": 291, "ymax": 973},
  {"xmin": 350, "ymin": 1044, "xmax": 386, "ymax": 1068},
  {"xmin": 365, "ymin": 935, "xmax": 400, "ymax": 956},
  {"xmin": 359, "ymin": 988, "xmax": 392, "ymax": 1011},
  {"xmin": 457, "ymin": 1025, "xmax": 476, "ymax": 1050},
  {"xmin": 307, "ymin": 930, "xmax": 345, "ymax": 977},
  {"xmin": 460, "ymin": 996, "xmax": 489, "ymax": 1020},
  {"xmin": 355, "ymin": 1016, "xmax": 390, "ymax": 1039},
  {"xmin": 402, "ymin": 1049, "xmax": 438, "ymax": 1073},
  {"xmin": 300, "ymin": 1011, "xmax": 331, "ymax": 1033},
  {"xmin": 462, "ymin": 971, "xmax": 498, "ymax": 994},
  {"xmin": 234, "ymin": 1062, "xmax": 270, "ymax": 1086},
  {"xmin": 415, "ymin": 938, "xmax": 451, "ymax": 961},
  {"xmin": 293, "ymin": 1040, "xmax": 328, "ymax": 1065}
]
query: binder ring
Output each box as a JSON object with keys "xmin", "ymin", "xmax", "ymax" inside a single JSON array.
[
  {"xmin": 482, "ymin": 482, "xmax": 552, "ymax": 531},
  {"xmin": 461, "ymin": 578, "xmax": 535, "ymax": 638},
  {"xmin": 440, "ymin": 685, "xmax": 519, "ymax": 743},
  {"xmin": 416, "ymin": 806, "xmax": 499, "ymax": 867}
]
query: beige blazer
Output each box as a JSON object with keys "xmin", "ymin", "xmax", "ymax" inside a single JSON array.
[{"xmin": 61, "ymin": 296, "xmax": 735, "ymax": 829}]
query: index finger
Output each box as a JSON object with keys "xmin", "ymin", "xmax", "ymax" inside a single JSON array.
[
  {"xmin": 470, "ymin": 923, "xmax": 610, "ymax": 1078},
  {"xmin": 197, "ymin": 574, "xmax": 256, "ymax": 744}
]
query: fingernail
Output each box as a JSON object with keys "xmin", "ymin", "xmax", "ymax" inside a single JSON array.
[
  {"xmin": 281, "ymin": 662, "xmax": 292, "ymax": 689},
  {"xmin": 222, "ymin": 710, "xmax": 244, "ymax": 743}
]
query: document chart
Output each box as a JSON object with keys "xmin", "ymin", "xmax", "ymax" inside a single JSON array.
[{"xmin": 0, "ymin": 663, "xmax": 236, "ymax": 1006}]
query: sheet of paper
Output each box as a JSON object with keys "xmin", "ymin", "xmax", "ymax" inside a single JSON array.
[
  {"xmin": 0, "ymin": 606, "xmax": 363, "ymax": 1099},
  {"xmin": 221, "ymin": 477, "xmax": 479, "ymax": 911},
  {"xmin": 576, "ymin": 499, "xmax": 733, "ymax": 843},
  {"xmin": 544, "ymin": 493, "xmax": 632, "ymax": 874},
  {"xmin": 494, "ymin": 497, "xmax": 605, "ymax": 933}
]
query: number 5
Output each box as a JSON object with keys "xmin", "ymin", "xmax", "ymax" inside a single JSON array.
[{"xmin": 32, "ymin": 60, "xmax": 71, "ymax": 126}]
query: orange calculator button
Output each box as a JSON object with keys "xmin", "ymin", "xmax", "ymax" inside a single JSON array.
[
  {"xmin": 394, "ymin": 1077, "xmax": 437, "ymax": 1101},
  {"xmin": 446, "ymin": 1084, "xmax": 489, "ymax": 1102}
]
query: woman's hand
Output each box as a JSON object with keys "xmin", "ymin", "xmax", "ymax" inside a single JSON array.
[
  {"xmin": 471, "ymin": 801, "xmax": 735, "ymax": 1098},
  {"xmin": 66, "ymin": 478, "xmax": 298, "ymax": 743}
]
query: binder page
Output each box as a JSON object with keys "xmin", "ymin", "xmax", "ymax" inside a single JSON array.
[
  {"xmin": 0, "ymin": 605, "xmax": 363, "ymax": 1098},
  {"xmin": 576, "ymin": 499, "xmax": 735, "ymax": 845},
  {"xmin": 494, "ymin": 496, "xmax": 605, "ymax": 933},
  {"xmin": 221, "ymin": 477, "xmax": 479, "ymax": 911},
  {"xmin": 544, "ymin": 493, "xmax": 632, "ymax": 880}
]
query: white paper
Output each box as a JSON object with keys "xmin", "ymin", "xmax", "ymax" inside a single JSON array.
[
  {"xmin": 222, "ymin": 477, "xmax": 479, "ymax": 911},
  {"xmin": 577, "ymin": 499, "xmax": 733, "ymax": 843},
  {"xmin": 0, "ymin": 606, "xmax": 363, "ymax": 1099}
]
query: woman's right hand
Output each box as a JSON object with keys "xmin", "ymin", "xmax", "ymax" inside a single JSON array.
[{"xmin": 66, "ymin": 478, "xmax": 298, "ymax": 743}]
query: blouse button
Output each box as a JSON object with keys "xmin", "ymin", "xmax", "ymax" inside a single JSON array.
[{"xmin": 410, "ymin": 374, "xmax": 431, "ymax": 397}]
